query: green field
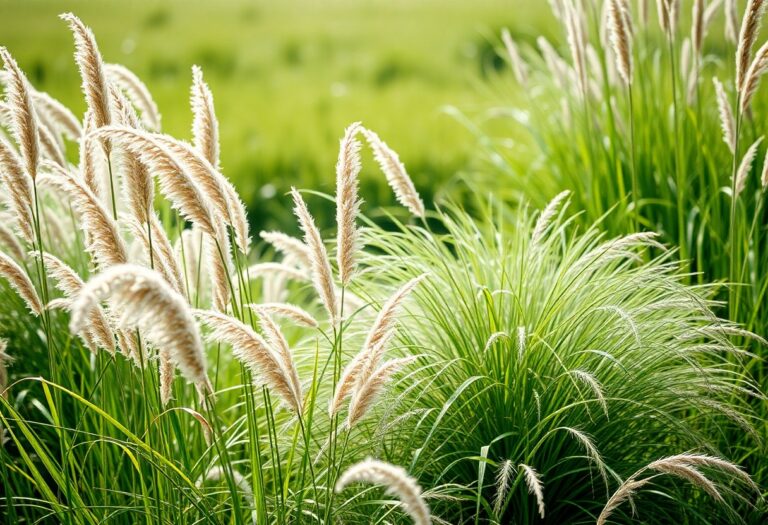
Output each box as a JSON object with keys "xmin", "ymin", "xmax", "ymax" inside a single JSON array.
[{"xmin": 1, "ymin": 0, "xmax": 548, "ymax": 230}]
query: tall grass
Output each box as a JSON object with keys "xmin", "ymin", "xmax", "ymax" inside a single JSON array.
[
  {"xmin": 0, "ymin": 7, "xmax": 763, "ymax": 525},
  {"xmin": 358, "ymin": 196, "xmax": 763, "ymax": 523},
  {"xmin": 469, "ymin": 0, "xmax": 768, "ymax": 490}
]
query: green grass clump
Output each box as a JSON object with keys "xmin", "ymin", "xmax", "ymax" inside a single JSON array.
[
  {"xmin": 359, "ymin": 198, "xmax": 763, "ymax": 523},
  {"xmin": 467, "ymin": 1, "xmax": 768, "ymax": 491}
]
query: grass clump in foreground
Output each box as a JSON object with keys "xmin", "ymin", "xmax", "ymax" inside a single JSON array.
[{"xmin": 0, "ymin": 9, "xmax": 763, "ymax": 525}]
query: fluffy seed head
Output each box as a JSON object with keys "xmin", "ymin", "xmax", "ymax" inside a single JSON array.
[
  {"xmin": 519, "ymin": 464, "xmax": 545, "ymax": 519},
  {"xmin": 736, "ymin": 0, "xmax": 767, "ymax": 91},
  {"xmin": 713, "ymin": 77, "xmax": 736, "ymax": 153},
  {"xmin": 0, "ymin": 47, "xmax": 39, "ymax": 181},
  {"xmin": 335, "ymin": 121, "xmax": 363, "ymax": 286},
  {"xmin": 0, "ymin": 250, "xmax": 42, "ymax": 315},
  {"xmin": 336, "ymin": 459, "xmax": 431, "ymax": 525},
  {"xmin": 735, "ymin": 136, "xmax": 763, "ymax": 197},
  {"xmin": 105, "ymin": 63, "xmax": 160, "ymax": 131}
]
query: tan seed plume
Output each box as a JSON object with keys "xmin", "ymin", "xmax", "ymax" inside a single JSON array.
[
  {"xmin": 493, "ymin": 459, "xmax": 515, "ymax": 516},
  {"xmin": 501, "ymin": 28, "xmax": 528, "ymax": 86},
  {"xmin": 0, "ymin": 222, "xmax": 24, "ymax": 260},
  {"xmin": 336, "ymin": 459, "xmax": 431, "ymax": 525},
  {"xmin": 259, "ymin": 314, "xmax": 303, "ymax": 411},
  {"xmin": 361, "ymin": 127, "xmax": 426, "ymax": 218},
  {"xmin": 608, "ymin": 0, "xmax": 633, "ymax": 86},
  {"xmin": 713, "ymin": 77, "xmax": 736, "ymax": 153},
  {"xmin": 105, "ymin": 63, "xmax": 161, "ymax": 131},
  {"xmin": 519, "ymin": 464, "xmax": 545, "ymax": 519},
  {"xmin": 739, "ymin": 41, "xmax": 768, "ymax": 112},
  {"xmin": 196, "ymin": 309, "xmax": 300, "ymax": 412},
  {"xmin": 0, "ymin": 250, "xmax": 42, "ymax": 315},
  {"xmin": 247, "ymin": 302, "xmax": 318, "ymax": 328},
  {"xmin": 0, "ymin": 48, "xmax": 40, "ymax": 182},
  {"xmin": 735, "ymin": 136, "xmax": 763, "ymax": 197},
  {"xmin": 736, "ymin": 0, "xmax": 767, "ymax": 92},
  {"xmin": 290, "ymin": 187, "xmax": 337, "ymax": 323},
  {"xmin": 71, "ymin": 264, "xmax": 210, "ymax": 391},
  {"xmin": 335, "ymin": 121, "xmax": 363, "ymax": 286},
  {"xmin": 38, "ymin": 161, "xmax": 127, "ymax": 268},
  {"xmin": 0, "ymin": 135, "xmax": 35, "ymax": 243},
  {"xmin": 726, "ymin": 0, "xmax": 740, "ymax": 43},
  {"xmin": 60, "ymin": 14, "xmax": 112, "ymax": 133},
  {"xmin": 692, "ymin": 0, "xmax": 705, "ymax": 57},
  {"xmin": 346, "ymin": 356, "xmax": 416, "ymax": 428},
  {"xmin": 190, "ymin": 65, "xmax": 219, "ymax": 170},
  {"xmin": 259, "ymin": 231, "xmax": 312, "ymax": 269},
  {"xmin": 30, "ymin": 90, "xmax": 82, "ymax": 141}
]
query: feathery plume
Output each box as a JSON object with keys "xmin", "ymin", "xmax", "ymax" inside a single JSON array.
[
  {"xmin": 335, "ymin": 122, "xmax": 363, "ymax": 286},
  {"xmin": 736, "ymin": 0, "xmax": 767, "ymax": 92},
  {"xmin": 247, "ymin": 302, "xmax": 318, "ymax": 328},
  {"xmin": 336, "ymin": 459, "xmax": 431, "ymax": 525},
  {"xmin": 37, "ymin": 123, "xmax": 67, "ymax": 168},
  {"xmin": 657, "ymin": 0, "xmax": 671, "ymax": 34},
  {"xmin": 40, "ymin": 252, "xmax": 115, "ymax": 354},
  {"xmin": 596, "ymin": 478, "xmax": 650, "ymax": 525},
  {"xmin": 0, "ymin": 48, "xmax": 39, "ymax": 181},
  {"xmin": 0, "ymin": 222, "xmax": 23, "ymax": 260},
  {"xmin": 692, "ymin": 0, "xmax": 705, "ymax": 57},
  {"xmin": 159, "ymin": 350, "xmax": 174, "ymax": 405},
  {"xmin": 71, "ymin": 265, "xmax": 210, "ymax": 390},
  {"xmin": 608, "ymin": 0, "xmax": 633, "ymax": 86},
  {"xmin": 713, "ymin": 77, "xmax": 736, "ymax": 153},
  {"xmin": 501, "ymin": 28, "xmax": 528, "ymax": 85},
  {"xmin": 330, "ymin": 274, "xmax": 426, "ymax": 416},
  {"xmin": 190, "ymin": 66, "xmax": 219, "ymax": 169},
  {"xmin": 493, "ymin": 460, "xmax": 515, "ymax": 516},
  {"xmin": 91, "ymin": 127, "xmax": 218, "ymax": 237},
  {"xmin": 259, "ymin": 231, "xmax": 312, "ymax": 268},
  {"xmin": 563, "ymin": 0, "xmax": 588, "ymax": 95},
  {"xmin": 290, "ymin": 187, "xmax": 337, "ymax": 322},
  {"xmin": 361, "ymin": 127, "xmax": 425, "ymax": 217},
  {"xmin": 105, "ymin": 63, "xmax": 160, "ymax": 130},
  {"xmin": 258, "ymin": 314, "xmax": 302, "ymax": 410},
  {"xmin": 519, "ymin": 464, "xmax": 545, "ymax": 519},
  {"xmin": 532, "ymin": 190, "xmax": 570, "ymax": 244},
  {"xmin": 60, "ymin": 14, "xmax": 112, "ymax": 132},
  {"xmin": 0, "ymin": 136, "xmax": 34, "ymax": 243},
  {"xmin": 761, "ymin": 150, "xmax": 768, "ymax": 187},
  {"xmin": 0, "ymin": 251, "xmax": 42, "ymax": 315},
  {"xmin": 31, "ymin": 90, "xmax": 82, "ymax": 140},
  {"xmin": 735, "ymin": 136, "xmax": 763, "ymax": 196},
  {"xmin": 196, "ymin": 309, "xmax": 300, "ymax": 411},
  {"xmin": 726, "ymin": 0, "xmax": 740, "ymax": 43},
  {"xmin": 347, "ymin": 356, "xmax": 416, "ymax": 427},
  {"xmin": 38, "ymin": 161, "xmax": 127, "ymax": 268},
  {"xmin": 740, "ymin": 41, "xmax": 768, "ymax": 112}
]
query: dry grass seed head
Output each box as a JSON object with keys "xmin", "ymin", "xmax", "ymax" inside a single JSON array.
[
  {"xmin": 0, "ymin": 250, "xmax": 42, "ymax": 315},
  {"xmin": 0, "ymin": 47, "xmax": 40, "ymax": 181},
  {"xmin": 335, "ymin": 121, "xmax": 363, "ymax": 286},
  {"xmin": 105, "ymin": 63, "xmax": 161, "ymax": 130}
]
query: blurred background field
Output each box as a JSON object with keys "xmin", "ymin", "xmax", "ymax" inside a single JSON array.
[{"xmin": 1, "ymin": 0, "xmax": 549, "ymax": 231}]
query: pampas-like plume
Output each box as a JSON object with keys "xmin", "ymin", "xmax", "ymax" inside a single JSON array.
[
  {"xmin": 0, "ymin": 251, "xmax": 42, "ymax": 315},
  {"xmin": 726, "ymin": 0, "xmax": 740, "ymax": 43},
  {"xmin": 32, "ymin": 90, "xmax": 82, "ymax": 140},
  {"xmin": 735, "ymin": 136, "xmax": 763, "ymax": 196},
  {"xmin": 290, "ymin": 187, "xmax": 337, "ymax": 322},
  {"xmin": 0, "ymin": 48, "xmax": 39, "ymax": 181},
  {"xmin": 335, "ymin": 122, "xmax": 363, "ymax": 286},
  {"xmin": 736, "ymin": 0, "xmax": 766, "ymax": 92},
  {"xmin": 37, "ymin": 123, "xmax": 67, "ymax": 168},
  {"xmin": 40, "ymin": 252, "xmax": 115, "ymax": 354},
  {"xmin": 761, "ymin": 150, "xmax": 768, "ymax": 187},
  {"xmin": 159, "ymin": 350, "xmax": 174, "ymax": 405},
  {"xmin": 532, "ymin": 190, "xmax": 570, "ymax": 244},
  {"xmin": 713, "ymin": 77, "xmax": 736, "ymax": 153},
  {"xmin": 190, "ymin": 66, "xmax": 219, "ymax": 169},
  {"xmin": 608, "ymin": 0, "xmax": 633, "ymax": 86},
  {"xmin": 501, "ymin": 28, "xmax": 528, "ymax": 86},
  {"xmin": 563, "ymin": 0, "xmax": 588, "ymax": 96},
  {"xmin": 361, "ymin": 127, "xmax": 426, "ymax": 217},
  {"xmin": 330, "ymin": 274, "xmax": 426, "ymax": 416},
  {"xmin": 657, "ymin": 0, "xmax": 671, "ymax": 34},
  {"xmin": 60, "ymin": 14, "xmax": 112, "ymax": 132},
  {"xmin": 259, "ymin": 231, "xmax": 312, "ymax": 268},
  {"xmin": 247, "ymin": 302, "xmax": 318, "ymax": 328},
  {"xmin": 0, "ymin": 136, "xmax": 34, "ymax": 243},
  {"xmin": 38, "ymin": 161, "xmax": 127, "ymax": 268},
  {"xmin": 692, "ymin": 0, "xmax": 705, "ymax": 57},
  {"xmin": 196, "ymin": 309, "xmax": 300, "ymax": 411},
  {"xmin": 0, "ymin": 222, "xmax": 23, "ymax": 261},
  {"xmin": 258, "ymin": 314, "xmax": 302, "ymax": 410},
  {"xmin": 105, "ymin": 64, "xmax": 160, "ymax": 130},
  {"xmin": 71, "ymin": 264, "xmax": 210, "ymax": 391},
  {"xmin": 519, "ymin": 464, "xmax": 545, "ymax": 519},
  {"xmin": 90, "ymin": 126, "xmax": 218, "ymax": 237},
  {"xmin": 336, "ymin": 459, "xmax": 431, "ymax": 525},
  {"xmin": 493, "ymin": 460, "xmax": 515, "ymax": 516},
  {"xmin": 346, "ymin": 356, "xmax": 416, "ymax": 428},
  {"xmin": 597, "ymin": 454, "xmax": 756, "ymax": 524},
  {"xmin": 739, "ymin": 41, "xmax": 768, "ymax": 112}
]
